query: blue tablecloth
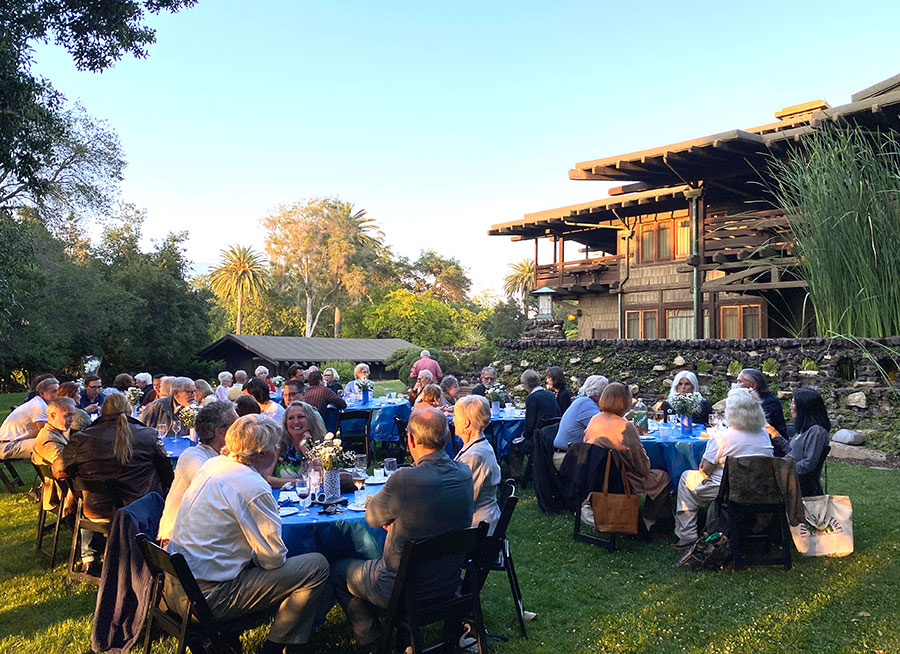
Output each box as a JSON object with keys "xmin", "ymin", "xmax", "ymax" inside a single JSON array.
[
  {"xmin": 340, "ymin": 398, "xmax": 412, "ymax": 442},
  {"xmin": 446, "ymin": 410, "xmax": 524, "ymax": 458},
  {"xmin": 275, "ymin": 489, "xmax": 386, "ymax": 561},
  {"xmin": 641, "ymin": 423, "xmax": 709, "ymax": 491},
  {"xmin": 162, "ymin": 435, "xmax": 195, "ymax": 460}
]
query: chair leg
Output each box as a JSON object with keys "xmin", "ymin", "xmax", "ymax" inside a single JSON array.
[
  {"xmin": 504, "ymin": 548, "xmax": 527, "ymax": 638},
  {"xmin": 0, "ymin": 462, "xmax": 19, "ymax": 492},
  {"xmin": 67, "ymin": 509, "xmax": 81, "ymax": 579},
  {"xmin": 49, "ymin": 502, "xmax": 64, "ymax": 568},
  {"xmin": 408, "ymin": 617, "xmax": 425, "ymax": 654},
  {"xmin": 36, "ymin": 502, "xmax": 47, "ymax": 551}
]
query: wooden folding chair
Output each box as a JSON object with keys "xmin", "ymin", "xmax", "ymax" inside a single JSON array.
[
  {"xmin": 32, "ymin": 463, "xmax": 69, "ymax": 568},
  {"xmin": 67, "ymin": 478, "xmax": 123, "ymax": 584}
]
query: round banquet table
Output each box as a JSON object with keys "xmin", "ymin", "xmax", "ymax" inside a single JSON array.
[
  {"xmin": 328, "ymin": 397, "xmax": 413, "ymax": 442},
  {"xmin": 446, "ymin": 408, "xmax": 524, "ymax": 458},
  {"xmin": 162, "ymin": 435, "xmax": 194, "ymax": 460},
  {"xmin": 275, "ymin": 488, "xmax": 386, "ymax": 561},
  {"xmin": 641, "ymin": 421, "xmax": 710, "ymax": 492}
]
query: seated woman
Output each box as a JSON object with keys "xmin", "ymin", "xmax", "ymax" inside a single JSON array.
[
  {"xmin": 789, "ymin": 388, "xmax": 832, "ymax": 495},
  {"xmin": 55, "ymin": 393, "xmax": 174, "ymax": 574},
  {"xmin": 453, "ymin": 395, "xmax": 501, "ymax": 532},
  {"xmin": 111, "ymin": 373, "xmax": 135, "ymax": 394},
  {"xmin": 266, "ymin": 400, "xmax": 327, "ymax": 488},
  {"xmin": 343, "ymin": 363, "xmax": 371, "ymax": 400},
  {"xmin": 552, "ymin": 375, "xmax": 609, "ymax": 469},
  {"xmin": 235, "ymin": 395, "xmax": 261, "ymax": 416},
  {"xmin": 659, "ymin": 371, "xmax": 713, "ymax": 426},
  {"xmin": 56, "ymin": 381, "xmax": 93, "ymax": 431},
  {"xmin": 256, "ymin": 365, "xmax": 276, "ymax": 394},
  {"xmin": 246, "ymin": 378, "xmax": 285, "ymax": 422},
  {"xmin": 323, "ymin": 367, "xmax": 343, "ymax": 395},
  {"xmin": 440, "ymin": 375, "xmax": 459, "ymax": 406},
  {"xmin": 545, "ymin": 366, "xmax": 572, "ymax": 414},
  {"xmin": 194, "ymin": 378, "xmax": 216, "ymax": 406},
  {"xmin": 412, "ymin": 383, "xmax": 450, "ymax": 414},
  {"xmin": 584, "ymin": 382, "xmax": 671, "ymax": 530}
]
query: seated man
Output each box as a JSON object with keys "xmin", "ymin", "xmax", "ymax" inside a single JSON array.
[
  {"xmin": 168, "ymin": 414, "xmax": 330, "ymax": 654},
  {"xmin": 0, "ymin": 377, "xmax": 59, "ymax": 460},
  {"xmin": 157, "ymin": 400, "xmax": 237, "ymax": 542},
  {"xmin": 511, "ymin": 369, "xmax": 560, "ymax": 483},
  {"xmin": 226, "ymin": 369, "xmax": 248, "ymax": 402},
  {"xmin": 282, "ymin": 379, "xmax": 305, "ymax": 407},
  {"xmin": 79, "ymin": 375, "xmax": 107, "ymax": 414},
  {"xmin": 406, "ymin": 369, "xmax": 433, "ymax": 406},
  {"xmin": 470, "ymin": 366, "xmax": 510, "ymax": 404},
  {"xmin": 301, "ymin": 370, "xmax": 346, "ymax": 415},
  {"xmin": 738, "ymin": 367, "xmax": 789, "ymax": 444},
  {"xmin": 32, "ymin": 396, "xmax": 76, "ymax": 511},
  {"xmin": 140, "ymin": 377, "xmax": 196, "ymax": 434},
  {"xmin": 673, "ymin": 387, "xmax": 774, "ymax": 547},
  {"xmin": 331, "ymin": 408, "xmax": 474, "ymax": 652}
]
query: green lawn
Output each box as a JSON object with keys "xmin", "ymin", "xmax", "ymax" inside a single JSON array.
[
  {"xmin": 1, "ymin": 394, "xmax": 898, "ymax": 653},
  {"xmin": 374, "ymin": 379, "xmax": 406, "ymax": 396}
]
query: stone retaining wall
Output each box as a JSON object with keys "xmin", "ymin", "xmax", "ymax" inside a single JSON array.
[{"xmin": 485, "ymin": 336, "xmax": 900, "ymax": 436}]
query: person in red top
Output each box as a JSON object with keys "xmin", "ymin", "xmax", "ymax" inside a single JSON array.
[
  {"xmin": 409, "ymin": 350, "xmax": 442, "ymax": 382},
  {"xmin": 302, "ymin": 370, "xmax": 346, "ymax": 416}
]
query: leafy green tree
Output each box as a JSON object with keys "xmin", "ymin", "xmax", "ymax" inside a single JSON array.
[
  {"xmin": 208, "ymin": 245, "xmax": 268, "ymax": 335},
  {"xmin": 401, "ymin": 251, "xmax": 472, "ymax": 304},
  {"xmin": 362, "ymin": 289, "xmax": 457, "ymax": 347},
  {"xmin": 1, "ymin": 1, "xmax": 194, "ymax": 212},
  {"xmin": 503, "ymin": 258, "xmax": 535, "ymax": 314},
  {"xmin": 263, "ymin": 198, "xmax": 387, "ymax": 337},
  {"xmin": 484, "ymin": 297, "xmax": 527, "ymax": 340}
]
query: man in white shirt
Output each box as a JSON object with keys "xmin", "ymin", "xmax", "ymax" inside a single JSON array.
[
  {"xmin": 157, "ymin": 400, "xmax": 237, "ymax": 542},
  {"xmin": 0, "ymin": 377, "xmax": 59, "ymax": 459},
  {"xmin": 167, "ymin": 414, "xmax": 329, "ymax": 654},
  {"xmin": 673, "ymin": 388, "xmax": 774, "ymax": 547}
]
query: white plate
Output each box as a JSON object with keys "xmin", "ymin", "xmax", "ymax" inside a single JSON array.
[
  {"xmin": 365, "ymin": 478, "xmax": 386, "ymax": 485},
  {"xmin": 346, "ymin": 503, "xmax": 366, "ymax": 512},
  {"xmin": 279, "ymin": 506, "xmax": 299, "ymax": 517}
]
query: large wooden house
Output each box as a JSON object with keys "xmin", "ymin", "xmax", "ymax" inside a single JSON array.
[{"xmin": 490, "ymin": 74, "xmax": 900, "ymax": 340}]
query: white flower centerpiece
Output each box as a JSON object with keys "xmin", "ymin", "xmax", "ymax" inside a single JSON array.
[
  {"xmin": 271, "ymin": 375, "xmax": 285, "ymax": 388},
  {"xmin": 310, "ymin": 432, "xmax": 356, "ymax": 499},
  {"xmin": 125, "ymin": 387, "xmax": 143, "ymax": 412},
  {"xmin": 356, "ymin": 378, "xmax": 375, "ymax": 403},
  {"xmin": 669, "ymin": 391, "xmax": 702, "ymax": 434},
  {"xmin": 485, "ymin": 383, "xmax": 506, "ymax": 412},
  {"xmin": 177, "ymin": 404, "xmax": 200, "ymax": 442}
]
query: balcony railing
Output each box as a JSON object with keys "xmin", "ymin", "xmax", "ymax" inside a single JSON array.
[{"xmin": 534, "ymin": 255, "xmax": 622, "ymax": 292}]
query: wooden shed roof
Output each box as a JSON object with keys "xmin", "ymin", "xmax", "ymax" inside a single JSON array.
[{"xmin": 198, "ymin": 335, "xmax": 419, "ymax": 365}]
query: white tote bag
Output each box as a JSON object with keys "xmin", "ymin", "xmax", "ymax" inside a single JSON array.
[{"xmin": 790, "ymin": 494, "xmax": 854, "ymax": 557}]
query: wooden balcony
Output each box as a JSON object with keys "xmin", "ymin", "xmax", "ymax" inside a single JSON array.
[{"xmin": 534, "ymin": 255, "xmax": 622, "ymax": 295}]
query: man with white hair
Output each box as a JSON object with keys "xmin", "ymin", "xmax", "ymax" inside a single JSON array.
[
  {"xmin": 406, "ymin": 368, "xmax": 433, "ymax": 405},
  {"xmin": 140, "ymin": 377, "xmax": 196, "ymax": 435},
  {"xmin": 168, "ymin": 414, "xmax": 329, "ymax": 654},
  {"xmin": 0, "ymin": 377, "xmax": 59, "ymax": 459},
  {"xmin": 409, "ymin": 349, "xmax": 442, "ymax": 382},
  {"xmin": 227, "ymin": 369, "xmax": 248, "ymax": 402},
  {"xmin": 552, "ymin": 375, "xmax": 609, "ymax": 469},
  {"xmin": 672, "ymin": 387, "xmax": 774, "ymax": 548}
]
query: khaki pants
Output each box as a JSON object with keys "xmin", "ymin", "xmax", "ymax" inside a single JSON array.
[
  {"xmin": 167, "ymin": 553, "xmax": 329, "ymax": 645},
  {"xmin": 552, "ymin": 451, "xmax": 566, "ymax": 470},
  {"xmin": 674, "ymin": 470, "xmax": 721, "ymax": 545}
]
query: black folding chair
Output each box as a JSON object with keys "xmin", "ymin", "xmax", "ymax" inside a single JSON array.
[
  {"xmin": 717, "ymin": 457, "xmax": 792, "ymax": 571},
  {"xmin": 0, "ymin": 459, "xmax": 25, "ymax": 492},
  {"xmin": 67, "ymin": 478, "xmax": 123, "ymax": 584},
  {"xmin": 376, "ymin": 524, "xmax": 489, "ymax": 654},
  {"xmin": 477, "ymin": 479, "xmax": 527, "ymax": 639},
  {"xmin": 338, "ymin": 409, "xmax": 373, "ymax": 464},
  {"xmin": 565, "ymin": 446, "xmax": 629, "ymax": 553},
  {"xmin": 32, "ymin": 463, "xmax": 69, "ymax": 568},
  {"xmin": 136, "ymin": 533, "xmax": 263, "ymax": 654}
]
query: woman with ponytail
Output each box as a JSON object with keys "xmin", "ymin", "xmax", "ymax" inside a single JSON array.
[{"xmin": 56, "ymin": 393, "xmax": 174, "ymax": 572}]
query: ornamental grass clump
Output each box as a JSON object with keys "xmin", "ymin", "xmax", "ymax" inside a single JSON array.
[{"xmin": 769, "ymin": 127, "xmax": 900, "ymax": 338}]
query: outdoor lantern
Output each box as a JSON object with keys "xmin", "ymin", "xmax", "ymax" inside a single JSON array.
[{"xmin": 533, "ymin": 287, "xmax": 557, "ymax": 319}]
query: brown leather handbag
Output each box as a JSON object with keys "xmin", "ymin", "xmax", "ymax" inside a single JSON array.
[{"xmin": 588, "ymin": 452, "xmax": 640, "ymax": 535}]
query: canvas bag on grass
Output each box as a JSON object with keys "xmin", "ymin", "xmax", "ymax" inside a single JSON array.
[
  {"xmin": 789, "ymin": 494, "xmax": 853, "ymax": 557},
  {"xmin": 586, "ymin": 453, "xmax": 640, "ymax": 535}
]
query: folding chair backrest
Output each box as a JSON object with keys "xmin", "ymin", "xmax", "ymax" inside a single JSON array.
[
  {"xmin": 393, "ymin": 417, "xmax": 408, "ymax": 440},
  {"xmin": 497, "ymin": 478, "xmax": 515, "ymax": 511},
  {"xmin": 481, "ymin": 489, "xmax": 518, "ymax": 575},
  {"xmin": 338, "ymin": 410, "xmax": 372, "ymax": 438},
  {"xmin": 135, "ymin": 533, "xmax": 220, "ymax": 627},
  {"xmin": 392, "ymin": 524, "xmax": 487, "ymax": 609}
]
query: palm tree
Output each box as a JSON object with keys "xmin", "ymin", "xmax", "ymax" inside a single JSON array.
[
  {"xmin": 504, "ymin": 258, "xmax": 535, "ymax": 313},
  {"xmin": 209, "ymin": 245, "xmax": 268, "ymax": 335}
]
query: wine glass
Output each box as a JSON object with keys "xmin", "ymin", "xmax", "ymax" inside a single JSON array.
[
  {"xmin": 384, "ymin": 458, "xmax": 397, "ymax": 476},
  {"xmin": 156, "ymin": 421, "xmax": 168, "ymax": 440},
  {"xmin": 172, "ymin": 417, "xmax": 184, "ymax": 437},
  {"xmin": 352, "ymin": 471, "xmax": 367, "ymax": 506},
  {"xmin": 296, "ymin": 476, "xmax": 311, "ymax": 516}
]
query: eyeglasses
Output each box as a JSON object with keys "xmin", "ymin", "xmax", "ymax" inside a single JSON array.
[{"xmin": 87, "ymin": 385, "xmax": 102, "ymax": 389}]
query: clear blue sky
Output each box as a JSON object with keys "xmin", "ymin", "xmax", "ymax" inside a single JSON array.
[{"xmin": 32, "ymin": 0, "xmax": 900, "ymax": 296}]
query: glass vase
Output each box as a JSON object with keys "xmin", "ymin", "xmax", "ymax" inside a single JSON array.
[{"xmin": 680, "ymin": 414, "xmax": 693, "ymax": 435}]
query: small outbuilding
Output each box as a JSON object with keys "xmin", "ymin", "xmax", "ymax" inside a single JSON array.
[{"xmin": 197, "ymin": 334, "xmax": 419, "ymax": 379}]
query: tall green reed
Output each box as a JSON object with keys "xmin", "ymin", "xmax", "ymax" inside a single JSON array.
[{"xmin": 769, "ymin": 127, "xmax": 900, "ymax": 338}]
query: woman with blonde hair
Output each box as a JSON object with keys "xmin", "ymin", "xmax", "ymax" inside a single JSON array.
[
  {"xmin": 583, "ymin": 382, "xmax": 671, "ymax": 531},
  {"xmin": 55, "ymin": 393, "xmax": 174, "ymax": 573},
  {"xmin": 194, "ymin": 379, "xmax": 216, "ymax": 406},
  {"xmin": 266, "ymin": 401, "xmax": 327, "ymax": 487},
  {"xmin": 453, "ymin": 395, "xmax": 501, "ymax": 532}
]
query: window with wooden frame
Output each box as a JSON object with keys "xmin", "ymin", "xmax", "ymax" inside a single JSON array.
[
  {"xmin": 639, "ymin": 220, "xmax": 675, "ymax": 263},
  {"xmin": 625, "ymin": 309, "xmax": 658, "ymax": 339},
  {"xmin": 665, "ymin": 307, "xmax": 710, "ymax": 339},
  {"xmin": 675, "ymin": 217, "xmax": 692, "ymax": 258},
  {"xmin": 719, "ymin": 304, "xmax": 761, "ymax": 339}
]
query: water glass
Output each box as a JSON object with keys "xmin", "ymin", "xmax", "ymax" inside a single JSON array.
[
  {"xmin": 308, "ymin": 469, "xmax": 321, "ymax": 496},
  {"xmin": 384, "ymin": 458, "xmax": 397, "ymax": 475},
  {"xmin": 374, "ymin": 467, "xmax": 385, "ymax": 481},
  {"xmin": 172, "ymin": 418, "xmax": 184, "ymax": 437},
  {"xmin": 355, "ymin": 454, "xmax": 368, "ymax": 475},
  {"xmin": 504, "ymin": 403, "xmax": 514, "ymax": 416},
  {"xmin": 156, "ymin": 421, "xmax": 168, "ymax": 440}
]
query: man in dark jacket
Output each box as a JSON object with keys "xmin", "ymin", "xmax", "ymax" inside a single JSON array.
[
  {"xmin": 331, "ymin": 408, "xmax": 473, "ymax": 651},
  {"xmin": 738, "ymin": 368, "xmax": 788, "ymax": 442},
  {"xmin": 510, "ymin": 369, "xmax": 560, "ymax": 484}
]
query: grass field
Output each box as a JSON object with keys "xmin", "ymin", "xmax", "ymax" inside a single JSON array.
[{"xmin": 1, "ymin": 396, "xmax": 898, "ymax": 653}]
